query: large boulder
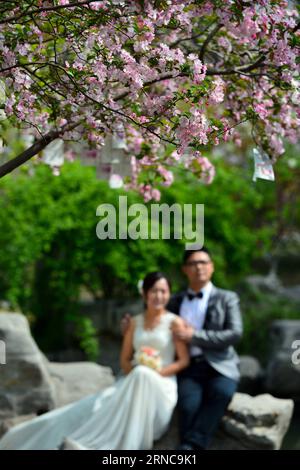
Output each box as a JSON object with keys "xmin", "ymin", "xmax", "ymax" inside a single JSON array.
[
  {"xmin": 0, "ymin": 312, "xmax": 56, "ymax": 420},
  {"xmin": 265, "ymin": 320, "xmax": 300, "ymax": 399},
  {"xmin": 238, "ymin": 356, "xmax": 264, "ymax": 395},
  {"xmin": 215, "ymin": 393, "xmax": 294, "ymax": 450},
  {"xmin": 0, "ymin": 311, "xmax": 115, "ymax": 440},
  {"xmin": 154, "ymin": 393, "xmax": 294, "ymax": 450},
  {"xmin": 0, "ymin": 312, "xmax": 115, "ymax": 420},
  {"xmin": 48, "ymin": 361, "xmax": 115, "ymax": 407}
]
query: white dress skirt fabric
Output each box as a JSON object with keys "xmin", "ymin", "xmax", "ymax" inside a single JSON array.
[{"xmin": 0, "ymin": 312, "xmax": 178, "ymax": 450}]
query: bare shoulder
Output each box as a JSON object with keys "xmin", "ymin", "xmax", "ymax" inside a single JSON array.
[
  {"xmin": 124, "ymin": 314, "xmax": 138, "ymax": 335},
  {"xmin": 129, "ymin": 315, "xmax": 138, "ymax": 328},
  {"xmin": 129, "ymin": 313, "xmax": 144, "ymax": 329},
  {"xmin": 170, "ymin": 314, "xmax": 184, "ymax": 328}
]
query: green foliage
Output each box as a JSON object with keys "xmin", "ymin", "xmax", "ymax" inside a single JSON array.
[
  {"xmin": 74, "ymin": 316, "xmax": 99, "ymax": 362},
  {"xmin": 0, "ymin": 152, "xmax": 299, "ymax": 359}
]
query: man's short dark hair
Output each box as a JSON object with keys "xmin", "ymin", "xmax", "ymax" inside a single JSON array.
[{"xmin": 183, "ymin": 247, "xmax": 212, "ymax": 264}]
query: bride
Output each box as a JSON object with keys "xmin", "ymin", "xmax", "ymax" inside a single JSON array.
[{"xmin": 0, "ymin": 271, "xmax": 189, "ymax": 450}]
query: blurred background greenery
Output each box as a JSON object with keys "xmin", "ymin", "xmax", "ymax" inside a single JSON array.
[{"xmin": 0, "ymin": 144, "xmax": 300, "ymax": 363}]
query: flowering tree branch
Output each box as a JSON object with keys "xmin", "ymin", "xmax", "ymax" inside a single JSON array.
[
  {"xmin": 0, "ymin": 0, "xmax": 299, "ymax": 199},
  {"xmin": 0, "ymin": 1, "xmax": 102, "ymax": 24},
  {"xmin": 199, "ymin": 23, "xmax": 224, "ymax": 62},
  {"xmin": 0, "ymin": 121, "xmax": 80, "ymax": 178}
]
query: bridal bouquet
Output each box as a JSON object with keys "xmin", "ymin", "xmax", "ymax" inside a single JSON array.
[{"xmin": 134, "ymin": 346, "xmax": 162, "ymax": 371}]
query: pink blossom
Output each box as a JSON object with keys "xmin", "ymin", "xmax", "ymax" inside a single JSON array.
[
  {"xmin": 273, "ymin": 36, "xmax": 296, "ymax": 66},
  {"xmin": 64, "ymin": 150, "xmax": 75, "ymax": 162},
  {"xmin": 254, "ymin": 103, "xmax": 270, "ymax": 120},
  {"xmin": 240, "ymin": 14, "xmax": 260, "ymax": 38},
  {"xmin": 90, "ymin": 2, "xmax": 105, "ymax": 10},
  {"xmin": 2, "ymin": 46, "xmax": 15, "ymax": 67},
  {"xmin": 58, "ymin": 118, "xmax": 68, "ymax": 127},
  {"xmin": 209, "ymin": 78, "xmax": 225, "ymax": 105},
  {"xmin": 193, "ymin": 153, "xmax": 215, "ymax": 184},
  {"xmin": 93, "ymin": 61, "xmax": 107, "ymax": 83},
  {"xmin": 188, "ymin": 54, "xmax": 207, "ymax": 84},
  {"xmin": 218, "ymin": 36, "xmax": 232, "ymax": 52},
  {"xmin": 176, "ymin": 110, "xmax": 209, "ymax": 153},
  {"xmin": 170, "ymin": 150, "xmax": 181, "ymax": 161},
  {"xmin": 269, "ymin": 134, "xmax": 284, "ymax": 156},
  {"xmin": 5, "ymin": 95, "xmax": 16, "ymax": 115},
  {"xmin": 139, "ymin": 184, "xmax": 153, "ymax": 202},
  {"xmin": 0, "ymin": 0, "xmax": 298, "ymax": 194},
  {"xmin": 18, "ymin": 44, "xmax": 30, "ymax": 56},
  {"xmin": 158, "ymin": 165, "xmax": 174, "ymax": 187},
  {"xmin": 151, "ymin": 189, "xmax": 161, "ymax": 201}
]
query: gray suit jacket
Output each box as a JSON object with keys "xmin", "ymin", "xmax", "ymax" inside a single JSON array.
[{"xmin": 167, "ymin": 284, "xmax": 243, "ymax": 381}]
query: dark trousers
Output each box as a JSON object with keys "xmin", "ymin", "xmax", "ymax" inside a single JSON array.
[{"xmin": 177, "ymin": 358, "xmax": 238, "ymax": 449}]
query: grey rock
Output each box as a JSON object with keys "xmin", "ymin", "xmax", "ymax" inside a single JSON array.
[
  {"xmin": 219, "ymin": 393, "xmax": 294, "ymax": 450},
  {"xmin": 0, "ymin": 313, "xmax": 56, "ymax": 420},
  {"xmin": 238, "ymin": 355, "xmax": 264, "ymax": 395},
  {"xmin": 0, "ymin": 312, "xmax": 116, "ymax": 424},
  {"xmin": 244, "ymin": 271, "xmax": 300, "ymax": 302},
  {"xmin": 280, "ymin": 285, "xmax": 300, "ymax": 302},
  {"xmin": 48, "ymin": 361, "xmax": 115, "ymax": 407},
  {"xmin": 244, "ymin": 272, "xmax": 282, "ymax": 294},
  {"xmin": 268, "ymin": 320, "xmax": 300, "ymax": 353},
  {"xmin": 265, "ymin": 320, "xmax": 300, "ymax": 398},
  {"xmin": 155, "ymin": 393, "xmax": 294, "ymax": 450},
  {"xmin": 0, "ymin": 301, "xmax": 11, "ymax": 311}
]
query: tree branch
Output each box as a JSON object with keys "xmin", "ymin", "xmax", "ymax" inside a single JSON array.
[
  {"xmin": 237, "ymin": 54, "xmax": 266, "ymax": 73},
  {"xmin": 199, "ymin": 23, "xmax": 223, "ymax": 62},
  {"xmin": 115, "ymin": 55, "xmax": 268, "ymax": 102},
  {"xmin": 0, "ymin": 121, "xmax": 79, "ymax": 178},
  {"xmin": 0, "ymin": 1, "xmax": 101, "ymax": 24}
]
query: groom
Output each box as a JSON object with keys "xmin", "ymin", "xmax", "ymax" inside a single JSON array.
[
  {"xmin": 122, "ymin": 246, "xmax": 243, "ymax": 450},
  {"xmin": 168, "ymin": 247, "xmax": 242, "ymax": 450}
]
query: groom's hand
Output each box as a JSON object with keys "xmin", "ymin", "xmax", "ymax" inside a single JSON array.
[
  {"xmin": 120, "ymin": 313, "xmax": 132, "ymax": 336},
  {"xmin": 172, "ymin": 321, "xmax": 194, "ymax": 343}
]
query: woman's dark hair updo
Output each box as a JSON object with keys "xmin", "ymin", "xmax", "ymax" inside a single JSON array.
[{"xmin": 142, "ymin": 271, "xmax": 172, "ymax": 296}]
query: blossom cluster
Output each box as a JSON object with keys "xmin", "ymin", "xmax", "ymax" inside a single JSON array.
[{"xmin": 0, "ymin": 0, "xmax": 299, "ymax": 199}]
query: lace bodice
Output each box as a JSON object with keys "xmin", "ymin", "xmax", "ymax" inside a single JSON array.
[{"xmin": 133, "ymin": 311, "xmax": 177, "ymax": 368}]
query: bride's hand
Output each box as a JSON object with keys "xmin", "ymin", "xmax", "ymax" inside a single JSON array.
[
  {"xmin": 120, "ymin": 313, "xmax": 132, "ymax": 336},
  {"xmin": 158, "ymin": 368, "xmax": 167, "ymax": 377}
]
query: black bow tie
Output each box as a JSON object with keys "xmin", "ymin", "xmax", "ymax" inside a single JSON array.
[{"xmin": 187, "ymin": 291, "xmax": 203, "ymax": 301}]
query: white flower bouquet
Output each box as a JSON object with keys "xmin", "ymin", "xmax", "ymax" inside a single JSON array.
[{"xmin": 134, "ymin": 346, "xmax": 162, "ymax": 371}]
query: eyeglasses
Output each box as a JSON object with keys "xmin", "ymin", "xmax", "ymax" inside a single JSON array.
[{"xmin": 185, "ymin": 260, "xmax": 211, "ymax": 267}]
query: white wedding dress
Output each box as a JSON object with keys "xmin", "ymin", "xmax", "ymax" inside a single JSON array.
[{"xmin": 0, "ymin": 312, "xmax": 178, "ymax": 450}]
